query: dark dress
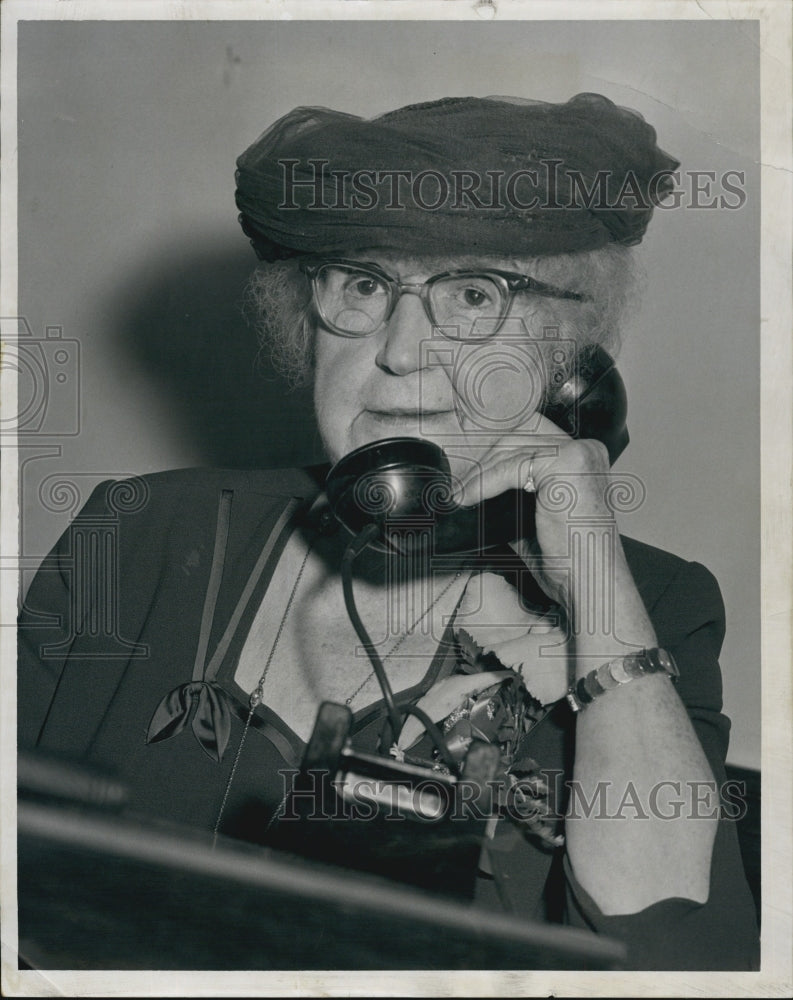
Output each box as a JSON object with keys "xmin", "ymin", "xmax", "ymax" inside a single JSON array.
[{"xmin": 18, "ymin": 467, "xmax": 760, "ymax": 970}]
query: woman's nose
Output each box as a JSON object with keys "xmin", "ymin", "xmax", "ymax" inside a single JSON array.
[{"xmin": 374, "ymin": 291, "xmax": 434, "ymax": 376}]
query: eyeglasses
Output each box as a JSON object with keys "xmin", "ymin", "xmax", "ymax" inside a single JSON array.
[{"xmin": 299, "ymin": 258, "xmax": 592, "ymax": 342}]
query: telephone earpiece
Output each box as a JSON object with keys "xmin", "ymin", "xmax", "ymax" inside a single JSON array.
[
  {"xmin": 326, "ymin": 345, "xmax": 628, "ymax": 554},
  {"xmin": 540, "ymin": 344, "xmax": 628, "ymax": 464}
]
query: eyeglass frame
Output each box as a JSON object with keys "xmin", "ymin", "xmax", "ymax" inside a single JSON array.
[{"xmin": 298, "ymin": 257, "xmax": 593, "ymax": 341}]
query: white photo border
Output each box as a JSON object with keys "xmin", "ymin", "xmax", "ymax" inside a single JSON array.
[{"xmin": 1, "ymin": 1, "xmax": 790, "ymax": 996}]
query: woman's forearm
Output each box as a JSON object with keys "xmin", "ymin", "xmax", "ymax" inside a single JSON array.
[{"xmin": 563, "ymin": 532, "xmax": 719, "ymax": 916}]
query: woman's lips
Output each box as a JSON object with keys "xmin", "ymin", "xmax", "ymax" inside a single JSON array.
[
  {"xmin": 353, "ymin": 409, "xmax": 457, "ymax": 446},
  {"xmin": 363, "ymin": 408, "xmax": 455, "ymax": 429},
  {"xmin": 366, "ymin": 408, "xmax": 452, "ymax": 418}
]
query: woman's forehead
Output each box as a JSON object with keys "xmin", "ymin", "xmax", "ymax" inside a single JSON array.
[{"xmin": 341, "ymin": 248, "xmax": 549, "ymax": 274}]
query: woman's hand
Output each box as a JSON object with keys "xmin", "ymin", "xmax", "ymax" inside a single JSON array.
[
  {"xmin": 450, "ymin": 413, "xmax": 614, "ymax": 607},
  {"xmin": 449, "ymin": 413, "xmax": 720, "ymax": 917}
]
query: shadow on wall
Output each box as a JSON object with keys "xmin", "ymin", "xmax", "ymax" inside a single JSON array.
[{"xmin": 111, "ymin": 238, "xmax": 323, "ymax": 470}]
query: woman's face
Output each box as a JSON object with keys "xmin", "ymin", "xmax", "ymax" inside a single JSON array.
[{"xmin": 312, "ymin": 251, "xmax": 592, "ymax": 473}]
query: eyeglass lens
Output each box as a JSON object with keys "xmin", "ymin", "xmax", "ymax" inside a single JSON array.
[{"xmin": 313, "ymin": 264, "xmax": 508, "ymax": 340}]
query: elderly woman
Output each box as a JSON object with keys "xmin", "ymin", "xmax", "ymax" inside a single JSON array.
[{"xmin": 19, "ymin": 94, "xmax": 758, "ymax": 970}]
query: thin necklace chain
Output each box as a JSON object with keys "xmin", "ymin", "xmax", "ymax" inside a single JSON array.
[
  {"xmin": 213, "ymin": 538, "xmax": 466, "ymax": 844},
  {"xmin": 213, "ymin": 541, "xmax": 314, "ymax": 842}
]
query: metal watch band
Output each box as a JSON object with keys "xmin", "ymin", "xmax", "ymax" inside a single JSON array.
[{"xmin": 566, "ymin": 647, "xmax": 679, "ymax": 713}]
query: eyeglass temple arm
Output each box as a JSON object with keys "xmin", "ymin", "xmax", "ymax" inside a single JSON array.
[{"xmin": 508, "ymin": 274, "xmax": 590, "ymax": 303}]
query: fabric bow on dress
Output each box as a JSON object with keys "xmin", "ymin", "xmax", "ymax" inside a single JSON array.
[{"xmin": 147, "ymin": 681, "xmax": 234, "ymax": 762}]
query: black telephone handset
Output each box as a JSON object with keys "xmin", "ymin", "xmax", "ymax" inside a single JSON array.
[{"xmin": 326, "ymin": 345, "xmax": 628, "ymax": 554}]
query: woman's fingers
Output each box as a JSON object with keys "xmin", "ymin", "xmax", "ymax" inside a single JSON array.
[
  {"xmin": 449, "ymin": 414, "xmax": 571, "ymax": 506},
  {"xmin": 452, "ymin": 449, "xmax": 550, "ymax": 506},
  {"xmin": 451, "ymin": 431, "xmax": 566, "ymax": 507},
  {"xmin": 452, "ymin": 434, "xmax": 610, "ymax": 509}
]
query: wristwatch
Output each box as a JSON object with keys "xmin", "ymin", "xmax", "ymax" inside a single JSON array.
[{"xmin": 566, "ymin": 647, "xmax": 679, "ymax": 713}]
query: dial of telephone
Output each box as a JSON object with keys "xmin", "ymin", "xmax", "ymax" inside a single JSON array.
[{"xmin": 326, "ymin": 345, "xmax": 628, "ymax": 554}]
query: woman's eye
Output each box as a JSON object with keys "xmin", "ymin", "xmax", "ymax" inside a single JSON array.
[
  {"xmin": 348, "ymin": 276, "xmax": 383, "ymax": 298},
  {"xmin": 462, "ymin": 286, "xmax": 492, "ymax": 308}
]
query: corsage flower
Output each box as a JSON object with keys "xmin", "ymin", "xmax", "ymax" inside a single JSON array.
[{"xmin": 395, "ymin": 572, "xmax": 570, "ymax": 848}]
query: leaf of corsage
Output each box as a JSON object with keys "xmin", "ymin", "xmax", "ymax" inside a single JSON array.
[
  {"xmin": 455, "ymin": 627, "xmax": 503, "ymax": 673},
  {"xmin": 521, "ymin": 814, "xmax": 565, "ymax": 850},
  {"xmin": 397, "ymin": 670, "xmax": 514, "ymax": 751},
  {"xmin": 510, "ymin": 750, "xmax": 542, "ymax": 775},
  {"xmin": 455, "ymin": 627, "xmax": 483, "ymax": 671}
]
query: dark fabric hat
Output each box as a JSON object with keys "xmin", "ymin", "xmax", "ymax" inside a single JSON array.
[{"xmin": 235, "ymin": 93, "xmax": 679, "ymax": 261}]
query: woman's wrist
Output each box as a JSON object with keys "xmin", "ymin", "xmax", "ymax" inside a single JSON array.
[
  {"xmin": 567, "ymin": 647, "xmax": 678, "ymax": 712},
  {"xmin": 564, "ymin": 533, "xmax": 658, "ymax": 676}
]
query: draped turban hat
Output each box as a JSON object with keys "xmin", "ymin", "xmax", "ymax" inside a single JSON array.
[{"xmin": 235, "ymin": 93, "xmax": 679, "ymax": 261}]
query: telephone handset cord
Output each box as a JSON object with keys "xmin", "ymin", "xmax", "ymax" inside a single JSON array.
[{"xmin": 340, "ymin": 525, "xmax": 459, "ymax": 772}]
